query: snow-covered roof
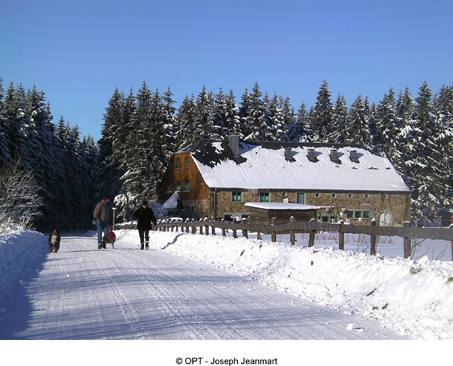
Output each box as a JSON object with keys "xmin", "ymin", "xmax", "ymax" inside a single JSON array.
[
  {"xmin": 185, "ymin": 139, "xmax": 410, "ymax": 192},
  {"xmin": 163, "ymin": 192, "xmax": 180, "ymax": 209},
  {"xmin": 245, "ymin": 202, "xmax": 323, "ymax": 210}
]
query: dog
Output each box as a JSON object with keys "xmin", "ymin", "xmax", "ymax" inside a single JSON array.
[{"xmin": 48, "ymin": 229, "xmax": 61, "ymax": 253}]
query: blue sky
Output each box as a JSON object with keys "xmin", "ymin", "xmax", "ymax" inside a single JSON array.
[{"xmin": 1, "ymin": 0, "xmax": 452, "ymax": 142}]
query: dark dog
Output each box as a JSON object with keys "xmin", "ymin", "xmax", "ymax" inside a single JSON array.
[{"xmin": 48, "ymin": 229, "xmax": 61, "ymax": 253}]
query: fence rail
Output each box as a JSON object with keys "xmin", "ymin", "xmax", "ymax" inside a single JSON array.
[{"xmin": 153, "ymin": 217, "xmax": 453, "ymax": 260}]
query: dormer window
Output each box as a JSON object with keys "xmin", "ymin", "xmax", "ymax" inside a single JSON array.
[
  {"xmin": 350, "ymin": 150, "xmax": 359, "ymax": 163},
  {"xmin": 307, "ymin": 148, "xmax": 318, "ymax": 162}
]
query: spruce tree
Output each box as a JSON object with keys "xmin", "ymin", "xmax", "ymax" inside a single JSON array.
[
  {"xmin": 313, "ymin": 81, "xmax": 333, "ymax": 142},
  {"xmin": 330, "ymin": 94, "xmax": 349, "ymax": 144},
  {"xmin": 348, "ymin": 95, "xmax": 372, "ymax": 148}
]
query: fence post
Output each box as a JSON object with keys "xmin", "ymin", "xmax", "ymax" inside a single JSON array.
[
  {"xmin": 370, "ymin": 219, "xmax": 377, "ymax": 255},
  {"xmin": 205, "ymin": 223, "xmax": 209, "ymax": 235},
  {"xmin": 403, "ymin": 221, "xmax": 412, "ymax": 259},
  {"xmin": 290, "ymin": 216, "xmax": 296, "ymax": 245},
  {"xmin": 211, "ymin": 218, "xmax": 216, "ymax": 235},
  {"xmin": 339, "ymin": 220, "xmax": 344, "ymax": 250},
  {"xmin": 271, "ymin": 217, "xmax": 276, "ymax": 242},
  {"xmin": 191, "ymin": 224, "xmax": 196, "ymax": 234},
  {"xmin": 308, "ymin": 231, "xmax": 315, "ymax": 247},
  {"xmin": 242, "ymin": 218, "xmax": 248, "ymax": 238},
  {"xmin": 450, "ymin": 225, "xmax": 453, "ymax": 261}
]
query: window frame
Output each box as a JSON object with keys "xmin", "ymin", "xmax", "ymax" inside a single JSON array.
[
  {"xmin": 232, "ymin": 191, "xmax": 242, "ymax": 202},
  {"xmin": 184, "ymin": 180, "xmax": 190, "ymax": 192},
  {"xmin": 260, "ymin": 192, "xmax": 270, "ymax": 202}
]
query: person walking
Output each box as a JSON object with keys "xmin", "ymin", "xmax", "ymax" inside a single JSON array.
[
  {"xmin": 132, "ymin": 200, "xmax": 157, "ymax": 250},
  {"xmin": 93, "ymin": 195, "xmax": 110, "ymax": 249}
]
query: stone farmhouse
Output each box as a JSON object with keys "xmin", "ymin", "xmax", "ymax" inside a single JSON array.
[{"xmin": 157, "ymin": 136, "xmax": 412, "ymax": 226}]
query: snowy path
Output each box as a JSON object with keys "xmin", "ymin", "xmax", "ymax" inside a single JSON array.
[{"xmin": 1, "ymin": 234, "xmax": 404, "ymax": 340}]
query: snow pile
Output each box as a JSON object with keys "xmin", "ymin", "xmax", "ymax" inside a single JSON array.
[
  {"xmin": 0, "ymin": 230, "xmax": 47, "ymax": 318},
  {"xmin": 116, "ymin": 229, "xmax": 453, "ymax": 340}
]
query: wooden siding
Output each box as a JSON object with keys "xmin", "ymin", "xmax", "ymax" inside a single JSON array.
[{"xmin": 157, "ymin": 153, "xmax": 208, "ymax": 204}]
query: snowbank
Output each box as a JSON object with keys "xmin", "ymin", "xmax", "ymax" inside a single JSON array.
[
  {"xmin": 0, "ymin": 230, "xmax": 48, "ymax": 318},
  {"xmin": 116, "ymin": 229, "xmax": 453, "ymax": 340}
]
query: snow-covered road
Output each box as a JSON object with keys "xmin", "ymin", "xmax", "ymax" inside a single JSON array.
[{"xmin": 1, "ymin": 234, "xmax": 403, "ymax": 340}]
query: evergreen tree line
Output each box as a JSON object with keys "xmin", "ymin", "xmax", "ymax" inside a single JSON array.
[
  {"xmin": 0, "ymin": 78, "xmax": 99, "ymax": 231},
  {"xmin": 1, "ymin": 77, "xmax": 452, "ymax": 230},
  {"xmin": 100, "ymin": 80, "xmax": 453, "ymax": 223}
]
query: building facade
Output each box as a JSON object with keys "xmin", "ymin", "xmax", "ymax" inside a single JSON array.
[{"xmin": 157, "ymin": 137, "xmax": 412, "ymax": 226}]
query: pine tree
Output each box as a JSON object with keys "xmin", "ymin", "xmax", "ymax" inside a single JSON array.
[
  {"xmin": 177, "ymin": 94, "xmax": 198, "ymax": 149},
  {"xmin": 121, "ymin": 81, "xmax": 154, "ymax": 205},
  {"xmin": 0, "ymin": 78, "xmax": 11, "ymax": 166},
  {"xmin": 211, "ymin": 88, "xmax": 228, "ymax": 139},
  {"xmin": 375, "ymin": 88, "xmax": 398, "ymax": 157},
  {"xmin": 195, "ymin": 86, "xmax": 215, "ymax": 139},
  {"xmin": 267, "ymin": 94, "xmax": 284, "ymax": 141},
  {"xmin": 348, "ymin": 95, "xmax": 372, "ymax": 147},
  {"xmin": 330, "ymin": 94, "xmax": 349, "ymax": 143},
  {"xmin": 313, "ymin": 81, "xmax": 333, "ymax": 142},
  {"xmin": 97, "ymin": 87, "xmax": 125, "ymax": 202}
]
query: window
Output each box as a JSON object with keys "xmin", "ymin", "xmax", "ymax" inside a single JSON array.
[
  {"xmin": 260, "ymin": 192, "xmax": 270, "ymax": 202},
  {"xmin": 184, "ymin": 180, "xmax": 190, "ymax": 191},
  {"xmin": 176, "ymin": 158, "xmax": 181, "ymax": 169},
  {"xmin": 365, "ymin": 194, "xmax": 369, "ymax": 199},
  {"xmin": 176, "ymin": 181, "xmax": 181, "ymax": 192},
  {"xmin": 345, "ymin": 210, "xmax": 371, "ymax": 220},
  {"xmin": 315, "ymin": 193, "xmax": 321, "ymax": 198},
  {"xmin": 348, "ymin": 193, "xmax": 353, "ymax": 198},
  {"xmin": 185, "ymin": 157, "xmax": 190, "ymax": 168},
  {"xmin": 383, "ymin": 194, "xmax": 388, "ymax": 199},
  {"xmin": 232, "ymin": 191, "xmax": 242, "ymax": 202},
  {"xmin": 331, "ymin": 193, "xmax": 337, "ymax": 198},
  {"xmin": 167, "ymin": 182, "xmax": 173, "ymax": 192}
]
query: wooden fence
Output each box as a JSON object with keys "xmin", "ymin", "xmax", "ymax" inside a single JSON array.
[{"xmin": 154, "ymin": 217, "xmax": 453, "ymax": 260}]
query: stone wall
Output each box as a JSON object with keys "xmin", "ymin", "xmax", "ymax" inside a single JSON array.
[{"xmin": 191, "ymin": 190, "xmax": 411, "ymax": 225}]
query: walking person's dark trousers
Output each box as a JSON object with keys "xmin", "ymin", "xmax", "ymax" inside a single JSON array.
[
  {"xmin": 96, "ymin": 221, "xmax": 109, "ymax": 249},
  {"xmin": 139, "ymin": 229, "xmax": 150, "ymax": 249}
]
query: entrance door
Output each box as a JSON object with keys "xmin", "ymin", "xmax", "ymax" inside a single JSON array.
[
  {"xmin": 379, "ymin": 212, "xmax": 392, "ymax": 226},
  {"xmin": 297, "ymin": 193, "xmax": 305, "ymax": 204}
]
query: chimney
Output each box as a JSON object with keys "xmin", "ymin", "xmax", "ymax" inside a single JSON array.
[
  {"xmin": 285, "ymin": 147, "xmax": 292, "ymax": 160},
  {"xmin": 229, "ymin": 135, "xmax": 240, "ymax": 157},
  {"xmin": 350, "ymin": 150, "xmax": 359, "ymax": 163}
]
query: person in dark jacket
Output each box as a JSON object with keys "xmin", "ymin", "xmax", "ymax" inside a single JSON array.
[
  {"xmin": 132, "ymin": 200, "xmax": 157, "ymax": 250},
  {"xmin": 48, "ymin": 229, "xmax": 61, "ymax": 253},
  {"xmin": 93, "ymin": 195, "xmax": 110, "ymax": 249}
]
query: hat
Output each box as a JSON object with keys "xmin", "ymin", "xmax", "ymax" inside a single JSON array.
[{"xmin": 142, "ymin": 200, "xmax": 148, "ymax": 206}]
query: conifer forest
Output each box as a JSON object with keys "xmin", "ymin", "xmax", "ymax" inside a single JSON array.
[{"xmin": 1, "ymin": 77, "xmax": 452, "ymax": 231}]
